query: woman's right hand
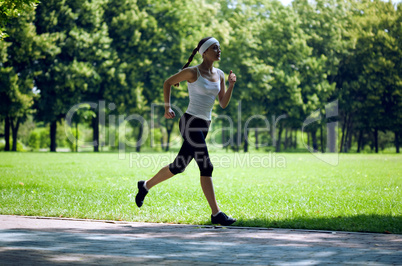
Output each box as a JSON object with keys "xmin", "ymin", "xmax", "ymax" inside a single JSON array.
[{"xmin": 164, "ymin": 107, "xmax": 175, "ymax": 119}]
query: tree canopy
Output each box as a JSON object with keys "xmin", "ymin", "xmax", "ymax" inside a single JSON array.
[{"xmin": 1, "ymin": 0, "xmax": 400, "ymax": 153}]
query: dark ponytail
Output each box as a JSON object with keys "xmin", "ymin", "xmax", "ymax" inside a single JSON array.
[
  {"xmin": 181, "ymin": 47, "xmax": 199, "ymax": 70},
  {"xmin": 174, "ymin": 37, "xmax": 213, "ymax": 87}
]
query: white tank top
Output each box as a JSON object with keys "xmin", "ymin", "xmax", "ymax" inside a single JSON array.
[{"xmin": 186, "ymin": 66, "xmax": 221, "ymax": 121}]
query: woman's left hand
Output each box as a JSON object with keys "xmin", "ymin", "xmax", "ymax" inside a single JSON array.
[{"xmin": 229, "ymin": 70, "xmax": 236, "ymax": 85}]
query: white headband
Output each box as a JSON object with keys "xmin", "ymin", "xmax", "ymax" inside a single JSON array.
[{"xmin": 198, "ymin": 38, "xmax": 219, "ymax": 55}]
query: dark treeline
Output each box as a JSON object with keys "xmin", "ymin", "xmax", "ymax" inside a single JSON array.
[{"xmin": 0, "ymin": 0, "xmax": 401, "ymax": 153}]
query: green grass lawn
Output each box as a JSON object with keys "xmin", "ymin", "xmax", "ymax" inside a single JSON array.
[{"xmin": 0, "ymin": 152, "xmax": 401, "ymax": 233}]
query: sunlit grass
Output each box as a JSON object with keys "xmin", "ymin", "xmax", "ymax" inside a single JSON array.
[{"xmin": 0, "ymin": 152, "xmax": 401, "ymax": 233}]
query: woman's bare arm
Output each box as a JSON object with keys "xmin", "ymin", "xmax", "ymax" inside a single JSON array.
[
  {"xmin": 163, "ymin": 68, "xmax": 197, "ymax": 119},
  {"xmin": 218, "ymin": 70, "xmax": 236, "ymax": 109}
]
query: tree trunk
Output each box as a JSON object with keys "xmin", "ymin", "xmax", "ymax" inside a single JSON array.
[
  {"xmin": 92, "ymin": 115, "xmax": 99, "ymax": 152},
  {"xmin": 289, "ymin": 129, "xmax": 293, "ymax": 150},
  {"xmin": 374, "ymin": 128, "xmax": 378, "ymax": 153},
  {"xmin": 236, "ymin": 129, "xmax": 241, "ymax": 152},
  {"xmin": 340, "ymin": 114, "xmax": 347, "ymax": 153},
  {"xmin": 10, "ymin": 117, "xmax": 21, "ymax": 152},
  {"xmin": 222, "ymin": 124, "xmax": 229, "ymax": 152},
  {"xmin": 347, "ymin": 126, "xmax": 353, "ymax": 152},
  {"xmin": 4, "ymin": 116, "xmax": 10, "ymax": 151},
  {"xmin": 221, "ymin": 124, "xmax": 225, "ymax": 149},
  {"xmin": 357, "ymin": 129, "xmax": 363, "ymax": 153},
  {"xmin": 165, "ymin": 131, "xmax": 171, "ymax": 152},
  {"xmin": 244, "ymin": 129, "xmax": 249, "ymax": 152},
  {"xmin": 343, "ymin": 115, "xmax": 352, "ymax": 153},
  {"xmin": 293, "ymin": 129, "xmax": 297, "ymax": 149},
  {"xmin": 231, "ymin": 131, "xmax": 239, "ymax": 152},
  {"xmin": 284, "ymin": 127, "xmax": 289, "ymax": 150},
  {"xmin": 136, "ymin": 122, "xmax": 143, "ymax": 152},
  {"xmin": 311, "ymin": 129, "xmax": 318, "ymax": 152},
  {"xmin": 320, "ymin": 123, "xmax": 324, "ymax": 153},
  {"xmin": 165, "ymin": 120, "xmax": 174, "ymax": 152},
  {"xmin": 275, "ymin": 124, "xmax": 283, "ymax": 152},
  {"xmin": 395, "ymin": 131, "xmax": 400, "ymax": 153},
  {"xmin": 75, "ymin": 121, "xmax": 79, "ymax": 152},
  {"xmin": 157, "ymin": 120, "xmax": 164, "ymax": 150},
  {"xmin": 50, "ymin": 121, "xmax": 57, "ymax": 152},
  {"xmin": 255, "ymin": 128, "xmax": 259, "ymax": 150}
]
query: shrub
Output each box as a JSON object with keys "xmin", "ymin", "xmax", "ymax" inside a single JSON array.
[
  {"xmin": 28, "ymin": 130, "xmax": 40, "ymax": 151},
  {"xmin": 0, "ymin": 139, "xmax": 25, "ymax": 151}
]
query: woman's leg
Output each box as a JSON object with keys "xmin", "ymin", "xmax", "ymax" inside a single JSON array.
[
  {"xmin": 200, "ymin": 176, "xmax": 220, "ymax": 215},
  {"xmin": 136, "ymin": 166, "xmax": 174, "ymax": 207},
  {"xmin": 193, "ymin": 122, "xmax": 236, "ymax": 225},
  {"xmin": 187, "ymin": 124, "xmax": 223, "ymax": 216},
  {"xmin": 146, "ymin": 114, "xmax": 192, "ymax": 190},
  {"xmin": 145, "ymin": 165, "xmax": 174, "ymax": 190},
  {"xmin": 136, "ymin": 115, "xmax": 192, "ymax": 208},
  {"xmin": 201, "ymin": 173, "xmax": 236, "ymax": 225}
]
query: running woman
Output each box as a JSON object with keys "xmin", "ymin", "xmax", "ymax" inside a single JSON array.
[{"xmin": 135, "ymin": 37, "xmax": 237, "ymax": 226}]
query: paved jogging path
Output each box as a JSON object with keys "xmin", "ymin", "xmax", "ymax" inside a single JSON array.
[{"xmin": 0, "ymin": 215, "xmax": 401, "ymax": 265}]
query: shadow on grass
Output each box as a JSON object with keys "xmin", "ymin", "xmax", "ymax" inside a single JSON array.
[{"xmin": 235, "ymin": 214, "xmax": 402, "ymax": 234}]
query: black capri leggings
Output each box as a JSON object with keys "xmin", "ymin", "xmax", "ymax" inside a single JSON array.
[{"xmin": 168, "ymin": 113, "xmax": 214, "ymax": 177}]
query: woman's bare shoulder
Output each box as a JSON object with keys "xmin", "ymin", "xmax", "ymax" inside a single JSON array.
[
  {"xmin": 215, "ymin": 68, "xmax": 225, "ymax": 79},
  {"xmin": 182, "ymin": 66, "xmax": 198, "ymax": 82},
  {"xmin": 186, "ymin": 66, "xmax": 199, "ymax": 73},
  {"xmin": 214, "ymin": 68, "xmax": 224, "ymax": 75}
]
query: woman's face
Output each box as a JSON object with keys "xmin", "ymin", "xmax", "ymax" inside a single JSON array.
[{"xmin": 204, "ymin": 43, "xmax": 221, "ymax": 61}]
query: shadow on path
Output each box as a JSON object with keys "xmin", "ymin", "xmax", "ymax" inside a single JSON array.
[{"xmin": 1, "ymin": 215, "xmax": 402, "ymax": 265}]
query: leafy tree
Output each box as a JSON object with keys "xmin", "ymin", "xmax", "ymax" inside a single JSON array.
[
  {"xmin": 293, "ymin": 0, "xmax": 350, "ymax": 152},
  {"xmin": 103, "ymin": 0, "xmax": 151, "ymax": 152},
  {"xmin": 387, "ymin": 2, "xmax": 402, "ymax": 153},
  {"xmin": 216, "ymin": 0, "xmax": 274, "ymax": 151},
  {"xmin": 0, "ymin": 39, "xmax": 13, "ymax": 151},
  {"xmin": 0, "ymin": 5, "xmax": 38, "ymax": 151},
  {"xmin": 71, "ymin": 0, "xmax": 114, "ymax": 152},
  {"xmin": 337, "ymin": 0, "xmax": 401, "ymax": 153},
  {"xmin": 256, "ymin": 0, "xmax": 311, "ymax": 152},
  {"xmin": 34, "ymin": 0, "xmax": 113, "ymax": 152},
  {"xmin": 0, "ymin": 0, "xmax": 38, "ymax": 39}
]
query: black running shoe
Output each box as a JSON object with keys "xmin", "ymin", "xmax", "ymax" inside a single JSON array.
[
  {"xmin": 211, "ymin": 212, "xmax": 236, "ymax": 226},
  {"xmin": 135, "ymin": 180, "xmax": 148, "ymax": 208}
]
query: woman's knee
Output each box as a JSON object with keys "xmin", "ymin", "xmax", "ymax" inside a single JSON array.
[
  {"xmin": 168, "ymin": 162, "xmax": 186, "ymax": 175},
  {"xmin": 169, "ymin": 155, "xmax": 192, "ymax": 175},
  {"xmin": 200, "ymin": 161, "xmax": 214, "ymax": 177}
]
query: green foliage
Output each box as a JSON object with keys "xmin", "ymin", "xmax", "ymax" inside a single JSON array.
[
  {"xmin": 56, "ymin": 120, "xmax": 69, "ymax": 148},
  {"xmin": 144, "ymin": 128, "xmax": 163, "ymax": 152},
  {"xmin": 0, "ymin": 0, "xmax": 401, "ymax": 153},
  {"xmin": 26, "ymin": 124, "xmax": 68, "ymax": 151},
  {"xmin": 0, "ymin": 6, "xmax": 36, "ymax": 120},
  {"xmin": 0, "ymin": 0, "xmax": 39, "ymax": 39},
  {"xmin": 34, "ymin": 0, "xmax": 111, "ymax": 123},
  {"xmin": 38, "ymin": 128, "xmax": 49, "ymax": 149},
  {"xmin": 0, "ymin": 5, "xmax": 38, "ymax": 151},
  {"xmin": 66, "ymin": 127, "xmax": 81, "ymax": 152},
  {"xmin": 27, "ymin": 127, "xmax": 50, "ymax": 149},
  {"xmin": 27, "ymin": 130, "xmax": 40, "ymax": 150},
  {"xmin": 335, "ymin": 0, "xmax": 402, "ymax": 152},
  {"xmin": 0, "ymin": 139, "xmax": 25, "ymax": 151}
]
